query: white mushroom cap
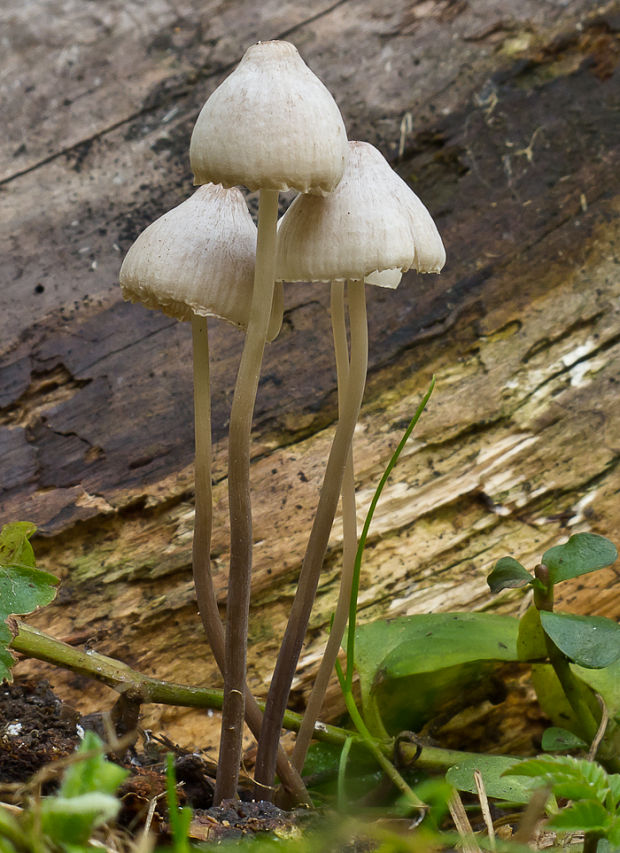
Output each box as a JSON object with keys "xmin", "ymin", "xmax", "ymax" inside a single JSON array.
[
  {"xmin": 119, "ymin": 184, "xmax": 282, "ymax": 340},
  {"xmin": 190, "ymin": 41, "xmax": 348, "ymax": 195},
  {"xmin": 276, "ymin": 141, "xmax": 445, "ymax": 283},
  {"xmin": 387, "ymin": 172, "xmax": 446, "ymax": 274}
]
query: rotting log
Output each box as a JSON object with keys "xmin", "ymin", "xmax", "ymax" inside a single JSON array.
[{"xmin": 1, "ymin": 0, "xmax": 619, "ymax": 750}]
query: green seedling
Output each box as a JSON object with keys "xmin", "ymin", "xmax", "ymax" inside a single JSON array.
[
  {"xmin": 0, "ymin": 521, "xmax": 59, "ymax": 682},
  {"xmin": 504, "ymin": 754, "xmax": 620, "ymax": 851},
  {"xmin": 0, "ymin": 731, "xmax": 127, "ymax": 853}
]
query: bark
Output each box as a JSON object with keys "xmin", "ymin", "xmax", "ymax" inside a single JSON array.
[{"xmin": 1, "ymin": 0, "xmax": 618, "ymax": 749}]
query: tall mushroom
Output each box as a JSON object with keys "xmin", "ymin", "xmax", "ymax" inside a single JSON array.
[
  {"xmin": 255, "ymin": 141, "xmax": 445, "ymax": 790},
  {"xmin": 118, "ymin": 183, "xmax": 308, "ymax": 803},
  {"xmin": 189, "ymin": 40, "xmax": 348, "ymax": 801}
]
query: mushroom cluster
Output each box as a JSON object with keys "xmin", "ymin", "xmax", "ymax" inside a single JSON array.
[{"xmin": 119, "ymin": 40, "xmax": 445, "ymax": 806}]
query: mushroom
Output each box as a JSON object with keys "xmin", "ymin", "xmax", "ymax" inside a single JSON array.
[
  {"xmin": 255, "ymin": 141, "xmax": 445, "ymax": 790},
  {"xmin": 190, "ymin": 39, "xmax": 348, "ymax": 802},
  {"xmin": 119, "ymin": 183, "xmax": 308, "ymax": 803}
]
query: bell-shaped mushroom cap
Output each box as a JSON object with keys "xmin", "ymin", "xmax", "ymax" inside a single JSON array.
[
  {"xmin": 119, "ymin": 184, "xmax": 282, "ymax": 340},
  {"xmin": 190, "ymin": 40, "xmax": 348, "ymax": 195},
  {"xmin": 276, "ymin": 141, "xmax": 445, "ymax": 282},
  {"xmin": 387, "ymin": 172, "xmax": 446, "ymax": 274}
]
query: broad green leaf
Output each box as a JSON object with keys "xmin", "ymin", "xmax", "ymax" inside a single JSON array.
[
  {"xmin": 60, "ymin": 731, "xmax": 128, "ymax": 798},
  {"xmin": 517, "ymin": 606, "xmax": 547, "ymax": 662},
  {"xmin": 0, "ymin": 564, "xmax": 59, "ymax": 622},
  {"xmin": 547, "ymin": 800, "xmax": 610, "ymax": 834},
  {"xmin": 540, "ymin": 611, "xmax": 620, "ymax": 669},
  {"xmin": 542, "ymin": 727, "xmax": 587, "ymax": 752},
  {"xmin": 487, "ymin": 557, "xmax": 532, "ymax": 593},
  {"xmin": 0, "ymin": 523, "xmax": 59, "ymax": 683},
  {"xmin": 0, "ymin": 522, "xmax": 37, "ymax": 569},
  {"xmin": 354, "ymin": 613, "xmax": 518, "ymax": 735},
  {"xmin": 446, "ymin": 755, "xmax": 537, "ymax": 805},
  {"xmin": 543, "ymin": 533, "xmax": 617, "ymax": 586}
]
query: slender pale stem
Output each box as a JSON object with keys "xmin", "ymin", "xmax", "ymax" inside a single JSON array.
[
  {"xmin": 215, "ymin": 188, "xmax": 279, "ymax": 803},
  {"xmin": 190, "ymin": 317, "xmax": 308, "ymax": 804},
  {"xmin": 255, "ymin": 281, "xmax": 368, "ymax": 797},
  {"xmin": 291, "ymin": 282, "xmax": 358, "ymax": 772},
  {"xmin": 191, "ymin": 316, "xmax": 220, "ymax": 659}
]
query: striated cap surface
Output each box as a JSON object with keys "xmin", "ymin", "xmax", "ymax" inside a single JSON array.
[
  {"xmin": 190, "ymin": 41, "xmax": 348, "ymax": 195},
  {"xmin": 276, "ymin": 141, "xmax": 445, "ymax": 283},
  {"xmin": 120, "ymin": 184, "xmax": 286, "ymax": 337}
]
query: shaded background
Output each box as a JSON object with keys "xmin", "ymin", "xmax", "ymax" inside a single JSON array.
[{"xmin": 1, "ymin": 0, "xmax": 619, "ymax": 749}]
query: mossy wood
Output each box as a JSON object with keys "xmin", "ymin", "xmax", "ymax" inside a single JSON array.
[{"xmin": 1, "ymin": 0, "xmax": 618, "ymax": 747}]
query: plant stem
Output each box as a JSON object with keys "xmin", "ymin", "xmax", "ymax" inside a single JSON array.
[
  {"xmin": 292, "ymin": 282, "xmax": 358, "ymax": 772},
  {"xmin": 338, "ymin": 671, "xmax": 425, "ymax": 812},
  {"xmin": 255, "ymin": 281, "xmax": 368, "ymax": 797},
  {"xmin": 190, "ymin": 317, "xmax": 309, "ymax": 804},
  {"xmin": 533, "ymin": 564, "xmax": 605, "ymax": 759},
  {"xmin": 11, "ymin": 620, "xmax": 501, "ymax": 773},
  {"xmin": 191, "ymin": 315, "xmax": 219, "ymax": 661},
  {"xmin": 217, "ymin": 187, "xmax": 279, "ymax": 803}
]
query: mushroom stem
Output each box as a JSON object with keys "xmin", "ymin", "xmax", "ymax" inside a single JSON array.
[
  {"xmin": 191, "ymin": 316, "xmax": 309, "ymax": 805},
  {"xmin": 215, "ymin": 188, "xmax": 279, "ymax": 804},
  {"xmin": 255, "ymin": 280, "xmax": 368, "ymax": 796},
  {"xmin": 291, "ymin": 282, "xmax": 358, "ymax": 772},
  {"xmin": 191, "ymin": 315, "xmax": 218, "ymax": 660}
]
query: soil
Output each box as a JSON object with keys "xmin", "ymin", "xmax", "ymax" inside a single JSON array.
[{"xmin": 0, "ymin": 677, "xmax": 313, "ymax": 846}]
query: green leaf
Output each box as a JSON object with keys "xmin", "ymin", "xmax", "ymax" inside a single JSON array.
[
  {"xmin": 548, "ymin": 800, "xmax": 610, "ymax": 834},
  {"xmin": 41, "ymin": 792, "xmax": 121, "ymax": 846},
  {"xmin": 446, "ymin": 755, "xmax": 537, "ymax": 805},
  {"xmin": 39, "ymin": 732, "xmax": 128, "ymax": 846},
  {"xmin": 0, "ymin": 522, "xmax": 37, "ymax": 569},
  {"xmin": 608, "ymin": 774, "xmax": 620, "ymax": 808},
  {"xmin": 487, "ymin": 557, "xmax": 533, "ymax": 593},
  {"xmin": 540, "ymin": 611, "xmax": 620, "ymax": 669},
  {"xmin": 60, "ymin": 731, "xmax": 128, "ymax": 798},
  {"xmin": 0, "ymin": 523, "xmax": 59, "ymax": 683},
  {"xmin": 543, "ymin": 533, "xmax": 617, "ymax": 586},
  {"xmin": 354, "ymin": 613, "xmax": 518, "ymax": 735},
  {"xmin": 505, "ymin": 755, "xmax": 609, "ymax": 803},
  {"xmin": 542, "ymin": 727, "xmax": 588, "ymax": 752}
]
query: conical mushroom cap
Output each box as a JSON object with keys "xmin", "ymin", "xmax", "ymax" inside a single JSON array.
[
  {"xmin": 190, "ymin": 41, "xmax": 348, "ymax": 195},
  {"xmin": 276, "ymin": 141, "xmax": 445, "ymax": 283},
  {"xmin": 386, "ymin": 171, "xmax": 446, "ymax": 274},
  {"xmin": 119, "ymin": 184, "xmax": 283, "ymax": 340}
]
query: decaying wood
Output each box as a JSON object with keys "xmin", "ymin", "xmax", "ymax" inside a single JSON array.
[{"xmin": 1, "ymin": 0, "xmax": 619, "ymax": 749}]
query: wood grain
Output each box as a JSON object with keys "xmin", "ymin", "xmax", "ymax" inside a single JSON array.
[{"xmin": 2, "ymin": 0, "xmax": 618, "ymax": 750}]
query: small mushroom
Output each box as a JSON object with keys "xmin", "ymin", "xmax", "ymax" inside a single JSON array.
[
  {"xmin": 255, "ymin": 141, "xmax": 445, "ymax": 788},
  {"xmin": 119, "ymin": 184, "xmax": 307, "ymax": 803},
  {"xmin": 190, "ymin": 40, "xmax": 347, "ymax": 802}
]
